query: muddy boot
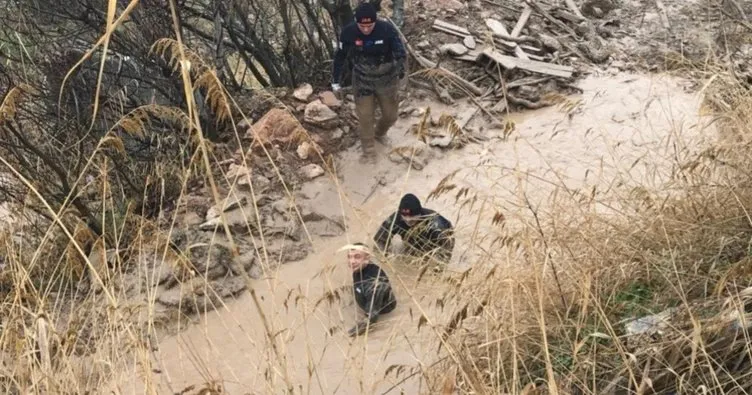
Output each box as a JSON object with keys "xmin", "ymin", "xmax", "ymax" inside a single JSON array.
[{"xmin": 375, "ymin": 134, "xmax": 391, "ymax": 146}]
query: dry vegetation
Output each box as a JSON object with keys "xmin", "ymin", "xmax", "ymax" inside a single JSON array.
[
  {"xmin": 1, "ymin": 0, "xmax": 752, "ymax": 394},
  {"xmin": 417, "ymin": 70, "xmax": 752, "ymax": 393}
]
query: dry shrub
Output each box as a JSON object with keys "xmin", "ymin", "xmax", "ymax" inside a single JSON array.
[{"xmin": 428, "ymin": 71, "xmax": 752, "ymax": 394}]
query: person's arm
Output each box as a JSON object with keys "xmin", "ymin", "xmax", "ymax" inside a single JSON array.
[
  {"xmin": 428, "ymin": 216, "xmax": 455, "ymax": 255},
  {"xmin": 373, "ymin": 212, "xmax": 401, "ymax": 254},
  {"xmin": 332, "ymin": 27, "xmax": 352, "ymax": 90},
  {"xmin": 385, "ymin": 22, "xmax": 406, "ymax": 78}
]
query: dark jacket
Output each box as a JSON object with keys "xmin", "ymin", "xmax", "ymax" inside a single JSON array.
[
  {"xmin": 331, "ymin": 19, "xmax": 406, "ymax": 88},
  {"xmin": 353, "ymin": 262, "xmax": 396, "ymax": 316},
  {"xmin": 373, "ymin": 208, "xmax": 455, "ymax": 260}
]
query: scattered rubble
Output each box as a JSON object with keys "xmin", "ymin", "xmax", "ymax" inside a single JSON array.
[{"xmin": 403, "ymin": 0, "xmax": 631, "ymax": 113}]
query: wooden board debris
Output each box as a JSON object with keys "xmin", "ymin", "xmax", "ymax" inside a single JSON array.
[
  {"xmin": 485, "ymin": 18, "xmax": 530, "ymax": 60},
  {"xmin": 479, "ymin": 48, "xmax": 574, "ymax": 78},
  {"xmin": 433, "ymin": 19, "xmax": 471, "ymax": 36},
  {"xmin": 510, "ymin": 5, "xmax": 532, "ymax": 38},
  {"xmin": 433, "ymin": 25, "xmax": 468, "ymax": 38}
]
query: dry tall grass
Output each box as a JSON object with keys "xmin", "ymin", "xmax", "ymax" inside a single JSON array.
[{"xmin": 420, "ymin": 71, "xmax": 752, "ymax": 394}]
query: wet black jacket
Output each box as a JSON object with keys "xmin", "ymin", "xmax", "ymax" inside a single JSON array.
[
  {"xmin": 353, "ymin": 262, "xmax": 396, "ymax": 316},
  {"xmin": 331, "ymin": 19, "xmax": 406, "ymax": 86},
  {"xmin": 373, "ymin": 208, "xmax": 455, "ymax": 259}
]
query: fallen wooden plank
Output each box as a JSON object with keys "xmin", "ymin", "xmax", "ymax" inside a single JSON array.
[
  {"xmin": 479, "ymin": 48, "xmax": 517, "ymax": 69},
  {"xmin": 510, "ymin": 5, "xmax": 532, "ymax": 37},
  {"xmin": 483, "ymin": 48, "xmax": 570, "ymax": 71},
  {"xmin": 564, "ymin": 0, "xmax": 584, "ymax": 18},
  {"xmin": 433, "ymin": 19, "xmax": 470, "ymax": 35},
  {"xmin": 432, "ymin": 24, "xmax": 468, "ymax": 38},
  {"xmin": 480, "ymin": 48, "xmax": 574, "ymax": 78},
  {"xmin": 485, "ymin": 18, "xmax": 530, "ymax": 60}
]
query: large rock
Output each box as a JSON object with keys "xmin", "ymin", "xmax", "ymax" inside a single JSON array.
[
  {"xmin": 319, "ymin": 91, "xmax": 341, "ymax": 108},
  {"xmin": 440, "ymin": 43, "xmax": 468, "ymax": 56},
  {"xmin": 247, "ymin": 108, "xmax": 306, "ymax": 146},
  {"xmin": 293, "ymin": 83, "xmax": 313, "ymax": 101},
  {"xmin": 304, "ymin": 100, "xmax": 338, "ymax": 125},
  {"xmin": 157, "ymin": 277, "xmax": 248, "ymax": 315}
]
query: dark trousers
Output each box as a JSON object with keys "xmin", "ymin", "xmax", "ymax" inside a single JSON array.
[{"xmin": 354, "ymin": 81, "xmax": 399, "ymax": 153}]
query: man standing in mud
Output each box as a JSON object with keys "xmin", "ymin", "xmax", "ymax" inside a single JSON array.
[
  {"xmin": 331, "ymin": 3, "xmax": 407, "ymax": 164},
  {"xmin": 373, "ymin": 193, "xmax": 455, "ymax": 271},
  {"xmin": 342, "ymin": 243, "xmax": 397, "ymax": 337}
]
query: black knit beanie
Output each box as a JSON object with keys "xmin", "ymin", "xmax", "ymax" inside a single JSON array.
[
  {"xmin": 355, "ymin": 3, "xmax": 377, "ymax": 24},
  {"xmin": 399, "ymin": 194, "xmax": 422, "ymax": 216}
]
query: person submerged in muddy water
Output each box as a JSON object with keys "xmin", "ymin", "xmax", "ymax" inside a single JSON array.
[
  {"xmin": 330, "ymin": 3, "xmax": 407, "ymax": 164},
  {"xmin": 373, "ymin": 193, "xmax": 455, "ymax": 271},
  {"xmin": 342, "ymin": 242, "xmax": 397, "ymax": 337}
]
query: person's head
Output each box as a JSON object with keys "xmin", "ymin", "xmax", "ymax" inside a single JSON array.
[
  {"xmin": 399, "ymin": 193, "xmax": 422, "ymax": 227},
  {"xmin": 354, "ymin": 3, "xmax": 377, "ymax": 35},
  {"xmin": 345, "ymin": 243, "xmax": 371, "ymax": 272}
]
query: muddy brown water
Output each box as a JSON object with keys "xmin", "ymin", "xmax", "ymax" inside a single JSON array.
[{"xmin": 112, "ymin": 71, "xmax": 715, "ymax": 394}]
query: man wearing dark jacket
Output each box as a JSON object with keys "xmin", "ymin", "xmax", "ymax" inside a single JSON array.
[
  {"xmin": 374, "ymin": 194, "xmax": 455, "ymax": 269},
  {"xmin": 343, "ymin": 243, "xmax": 397, "ymax": 337},
  {"xmin": 331, "ymin": 3, "xmax": 406, "ymax": 164}
]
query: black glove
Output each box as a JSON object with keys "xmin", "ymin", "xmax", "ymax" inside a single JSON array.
[{"xmin": 398, "ymin": 63, "xmax": 405, "ymax": 79}]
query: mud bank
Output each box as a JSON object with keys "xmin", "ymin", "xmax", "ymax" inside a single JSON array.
[{"xmin": 113, "ymin": 71, "xmax": 715, "ymax": 394}]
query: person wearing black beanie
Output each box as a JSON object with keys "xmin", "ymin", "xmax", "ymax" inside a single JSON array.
[
  {"xmin": 331, "ymin": 2, "xmax": 407, "ymax": 164},
  {"xmin": 373, "ymin": 193, "xmax": 455, "ymax": 270}
]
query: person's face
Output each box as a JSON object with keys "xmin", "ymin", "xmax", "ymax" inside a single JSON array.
[
  {"xmin": 347, "ymin": 249, "xmax": 369, "ymax": 271},
  {"xmin": 358, "ymin": 21, "xmax": 375, "ymax": 35},
  {"xmin": 401, "ymin": 214, "xmax": 420, "ymax": 227}
]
